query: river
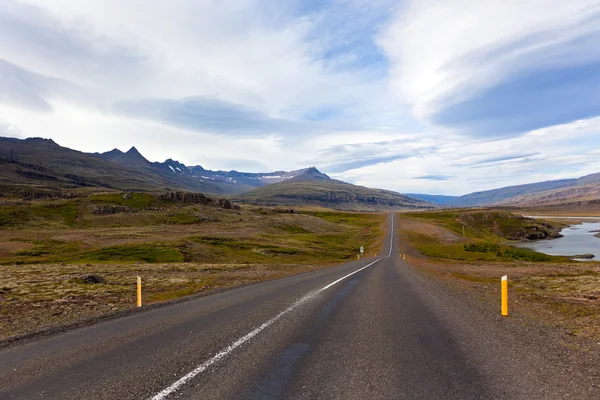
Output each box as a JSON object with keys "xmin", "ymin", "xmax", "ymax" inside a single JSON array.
[{"xmin": 515, "ymin": 216, "xmax": 600, "ymax": 261}]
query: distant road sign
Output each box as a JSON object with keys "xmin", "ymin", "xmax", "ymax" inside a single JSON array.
[{"xmin": 360, "ymin": 246, "xmax": 364, "ymax": 254}]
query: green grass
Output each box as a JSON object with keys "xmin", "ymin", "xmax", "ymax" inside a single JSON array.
[
  {"xmin": 406, "ymin": 232, "xmax": 560, "ymax": 262},
  {"xmin": 8, "ymin": 241, "xmax": 183, "ymax": 264},
  {"xmin": 183, "ymin": 211, "xmax": 384, "ymax": 263},
  {"xmin": 15, "ymin": 240, "xmax": 81, "ymax": 259},
  {"xmin": 279, "ymin": 223, "xmax": 310, "ymax": 234},
  {"xmin": 147, "ymin": 284, "xmax": 210, "ymax": 302},
  {"xmin": 166, "ymin": 213, "xmax": 198, "ymax": 224},
  {"xmin": 0, "ymin": 207, "xmax": 30, "ymax": 227},
  {"xmin": 185, "ymin": 236, "xmax": 307, "ymax": 262},
  {"xmin": 406, "ymin": 209, "xmax": 562, "ymax": 240},
  {"xmin": 0, "ymin": 201, "xmax": 78, "ymax": 227},
  {"xmin": 33, "ymin": 202, "xmax": 78, "ymax": 225},
  {"xmin": 1, "ymin": 206, "xmax": 386, "ymax": 266},
  {"xmin": 89, "ymin": 193, "xmax": 155, "ymax": 209},
  {"xmin": 464, "ymin": 242, "xmax": 500, "ymax": 253},
  {"xmin": 237, "ymin": 180, "xmax": 427, "ymax": 210},
  {"xmin": 80, "ymin": 244, "xmax": 184, "ymax": 263}
]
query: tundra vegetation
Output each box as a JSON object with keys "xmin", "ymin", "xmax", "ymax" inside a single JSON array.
[
  {"xmin": 397, "ymin": 210, "xmax": 600, "ymax": 341},
  {"xmin": 0, "ymin": 191, "xmax": 386, "ymax": 341}
]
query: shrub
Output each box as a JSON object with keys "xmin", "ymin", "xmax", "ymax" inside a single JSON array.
[{"xmin": 464, "ymin": 243, "xmax": 500, "ymax": 253}]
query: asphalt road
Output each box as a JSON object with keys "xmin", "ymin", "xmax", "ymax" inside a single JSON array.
[{"xmin": 0, "ymin": 214, "xmax": 595, "ymax": 399}]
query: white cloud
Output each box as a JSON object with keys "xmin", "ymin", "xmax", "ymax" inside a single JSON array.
[
  {"xmin": 0, "ymin": 102, "xmax": 290, "ymax": 171},
  {"xmin": 379, "ymin": 0, "xmax": 600, "ymax": 121},
  {"xmin": 1, "ymin": 0, "xmax": 600, "ymax": 196},
  {"xmin": 4, "ymin": 0, "xmax": 391, "ymax": 119},
  {"xmin": 333, "ymin": 117, "xmax": 600, "ymax": 195}
]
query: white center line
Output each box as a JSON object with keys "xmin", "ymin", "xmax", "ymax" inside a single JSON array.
[{"xmin": 148, "ymin": 214, "xmax": 395, "ymax": 400}]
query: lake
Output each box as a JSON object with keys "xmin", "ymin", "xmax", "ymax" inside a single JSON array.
[{"xmin": 515, "ymin": 217, "xmax": 600, "ymax": 261}]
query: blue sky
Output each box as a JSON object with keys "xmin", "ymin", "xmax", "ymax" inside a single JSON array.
[{"xmin": 1, "ymin": 0, "xmax": 600, "ymax": 195}]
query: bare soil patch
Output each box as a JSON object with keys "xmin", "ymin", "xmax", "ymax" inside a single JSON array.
[
  {"xmin": 396, "ymin": 218, "xmax": 468, "ymax": 244},
  {"xmin": 0, "ymin": 241, "xmax": 34, "ymax": 258}
]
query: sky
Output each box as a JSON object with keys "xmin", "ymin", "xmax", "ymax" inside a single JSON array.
[{"xmin": 1, "ymin": 0, "xmax": 600, "ymax": 195}]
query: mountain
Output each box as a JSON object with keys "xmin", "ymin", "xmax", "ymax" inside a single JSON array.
[
  {"xmin": 495, "ymin": 183, "xmax": 600, "ymax": 207},
  {"xmin": 98, "ymin": 146, "xmax": 151, "ymax": 168},
  {"xmin": 413, "ymin": 173, "xmax": 600, "ymax": 207},
  {"xmin": 97, "ymin": 145, "xmax": 316, "ymax": 194},
  {"xmin": 288, "ymin": 167, "xmax": 331, "ymax": 182},
  {"xmin": 446, "ymin": 179, "xmax": 580, "ymax": 207},
  {"xmin": 403, "ymin": 193, "xmax": 458, "ymax": 205},
  {"xmin": 183, "ymin": 165, "xmax": 311, "ymax": 193},
  {"xmin": 0, "ymin": 137, "xmax": 327, "ymax": 195},
  {"xmin": 96, "ymin": 147, "xmax": 227, "ymax": 193},
  {"xmin": 1, "ymin": 137, "xmax": 431, "ymax": 211},
  {"xmin": 0, "ymin": 137, "xmax": 186, "ymax": 191},
  {"xmin": 237, "ymin": 171, "xmax": 433, "ymax": 211}
]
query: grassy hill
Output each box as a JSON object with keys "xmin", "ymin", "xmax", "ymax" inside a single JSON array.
[
  {"xmin": 401, "ymin": 209, "xmax": 567, "ymax": 263},
  {"xmin": 407, "ymin": 210, "xmax": 564, "ymax": 241},
  {"xmin": 237, "ymin": 174, "xmax": 432, "ymax": 211}
]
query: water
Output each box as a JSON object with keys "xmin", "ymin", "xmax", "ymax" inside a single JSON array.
[{"xmin": 515, "ymin": 217, "xmax": 600, "ymax": 261}]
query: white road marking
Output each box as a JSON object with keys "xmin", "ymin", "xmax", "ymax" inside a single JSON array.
[{"xmin": 149, "ymin": 214, "xmax": 395, "ymax": 400}]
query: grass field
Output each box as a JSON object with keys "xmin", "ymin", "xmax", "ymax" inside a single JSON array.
[
  {"xmin": 401, "ymin": 209, "xmax": 568, "ymax": 262},
  {"xmin": 0, "ymin": 194, "xmax": 386, "ymax": 340}
]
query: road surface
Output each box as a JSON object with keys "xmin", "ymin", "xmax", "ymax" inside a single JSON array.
[{"xmin": 0, "ymin": 214, "xmax": 595, "ymax": 399}]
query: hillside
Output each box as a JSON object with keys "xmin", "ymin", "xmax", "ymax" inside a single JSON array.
[
  {"xmin": 404, "ymin": 193, "xmax": 458, "ymax": 205},
  {"xmin": 98, "ymin": 147, "xmax": 311, "ymax": 195},
  {"xmin": 406, "ymin": 209, "xmax": 564, "ymax": 241},
  {"xmin": 0, "ymin": 137, "xmax": 430, "ymax": 211},
  {"xmin": 446, "ymin": 179, "xmax": 580, "ymax": 207},
  {"xmin": 496, "ymin": 183, "xmax": 600, "ymax": 207},
  {"xmin": 0, "ymin": 137, "xmax": 193, "ymax": 192},
  {"xmin": 0, "ymin": 137, "xmax": 318, "ymax": 195},
  {"xmin": 413, "ymin": 172, "xmax": 600, "ymax": 207},
  {"xmin": 237, "ymin": 169, "xmax": 432, "ymax": 211}
]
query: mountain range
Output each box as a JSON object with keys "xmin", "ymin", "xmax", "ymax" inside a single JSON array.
[
  {"xmin": 95, "ymin": 145, "xmax": 309, "ymax": 195},
  {"xmin": 407, "ymin": 173, "xmax": 600, "ymax": 207},
  {"xmin": 2, "ymin": 136, "xmax": 599, "ymax": 209},
  {"xmin": 0, "ymin": 137, "xmax": 430, "ymax": 210}
]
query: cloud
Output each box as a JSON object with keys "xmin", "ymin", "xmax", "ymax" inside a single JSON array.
[
  {"xmin": 379, "ymin": 0, "xmax": 600, "ymax": 135},
  {"xmin": 333, "ymin": 116, "xmax": 600, "ymax": 195},
  {"xmin": 113, "ymin": 97, "xmax": 307, "ymax": 136},
  {"xmin": 1, "ymin": 0, "xmax": 600, "ymax": 196},
  {"xmin": 432, "ymin": 58, "xmax": 600, "ymax": 136},
  {"xmin": 413, "ymin": 175, "xmax": 453, "ymax": 181},
  {"xmin": 309, "ymin": 137, "xmax": 438, "ymax": 173},
  {"xmin": 0, "ymin": 0, "xmax": 410, "ymax": 134},
  {"xmin": 0, "ymin": 0, "xmax": 151, "ymax": 88},
  {"xmin": 0, "ymin": 120, "xmax": 23, "ymax": 138},
  {"xmin": 0, "ymin": 58, "xmax": 83, "ymax": 112}
]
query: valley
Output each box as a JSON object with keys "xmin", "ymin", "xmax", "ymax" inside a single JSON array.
[{"xmin": 0, "ymin": 192, "xmax": 387, "ymax": 341}]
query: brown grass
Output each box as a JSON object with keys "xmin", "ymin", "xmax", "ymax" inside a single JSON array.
[
  {"xmin": 396, "ymin": 213, "xmax": 600, "ymax": 340},
  {"xmin": 0, "ymin": 202, "xmax": 387, "ymax": 340}
]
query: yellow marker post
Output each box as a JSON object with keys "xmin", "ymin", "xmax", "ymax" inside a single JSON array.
[
  {"xmin": 501, "ymin": 275, "xmax": 508, "ymax": 316},
  {"xmin": 137, "ymin": 276, "xmax": 142, "ymax": 307},
  {"xmin": 403, "ymin": 254, "xmax": 406, "ymax": 261}
]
